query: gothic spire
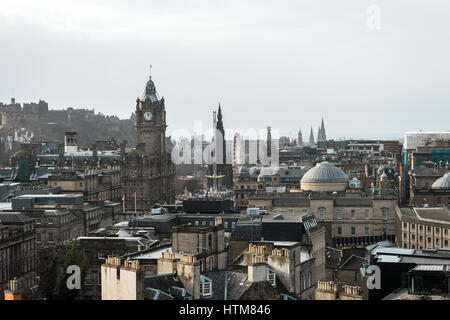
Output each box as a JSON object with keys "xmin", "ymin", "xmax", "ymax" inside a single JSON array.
[
  {"xmin": 309, "ymin": 126, "xmax": 315, "ymax": 146},
  {"xmin": 216, "ymin": 103, "xmax": 224, "ymax": 135}
]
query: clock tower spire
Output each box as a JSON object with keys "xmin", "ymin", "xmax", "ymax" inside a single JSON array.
[{"xmin": 135, "ymin": 71, "xmax": 166, "ymax": 156}]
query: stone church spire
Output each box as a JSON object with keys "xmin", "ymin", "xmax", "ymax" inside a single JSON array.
[
  {"xmin": 309, "ymin": 126, "xmax": 315, "ymax": 146},
  {"xmin": 318, "ymin": 117, "xmax": 327, "ymax": 142},
  {"xmin": 216, "ymin": 103, "xmax": 226, "ymax": 165}
]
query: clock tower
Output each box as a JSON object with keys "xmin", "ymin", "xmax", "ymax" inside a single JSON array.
[
  {"xmin": 135, "ymin": 75, "xmax": 166, "ymax": 156},
  {"xmin": 121, "ymin": 70, "xmax": 175, "ymax": 212}
]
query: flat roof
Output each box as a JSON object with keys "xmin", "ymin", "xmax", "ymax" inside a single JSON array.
[
  {"xmin": 130, "ymin": 246, "xmax": 179, "ymax": 260},
  {"xmin": 14, "ymin": 194, "xmax": 82, "ymax": 198}
]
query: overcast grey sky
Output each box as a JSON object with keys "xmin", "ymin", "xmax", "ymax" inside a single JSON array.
[{"xmin": 0, "ymin": 0, "xmax": 449, "ymax": 141}]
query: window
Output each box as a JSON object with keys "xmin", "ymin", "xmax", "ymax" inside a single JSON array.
[
  {"xmin": 267, "ymin": 269, "xmax": 276, "ymax": 287},
  {"xmin": 231, "ymin": 222, "xmax": 236, "ymax": 229},
  {"xmin": 411, "ymin": 224, "xmax": 415, "ymax": 230},
  {"xmin": 36, "ymin": 233, "xmax": 41, "ymax": 243},
  {"xmin": 404, "ymin": 233, "xmax": 407, "ymax": 239},
  {"xmin": 48, "ymin": 219, "xmax": 54, "ymax": 225},
  {"xmin": 411, "ymin": 235, "xmax": 415, "ymax": 241},
  {"xmin": 445, "ymin": 240, "xmax": 448, "ymax": 247},
  {"xmin": 195, "ymin": 221, "xmax": 199, "ymax": 226},
  {"xmin": 36, "ymin": 219, "xmax": 41, "ymax": 225},
  {"xmin": 84, "ymin": 272, "xmax": 93, "ymax": 286},
  {"xmin": 351, "ymin": 227, "xmax": 355, "ymax": 235},
  {"xmin": 319, "ymin": 209, "xmax": 325, "ymax": 220},
  {"xmin": 208, "ymin": 257, "xmax": 214, "ymax": 270},
  {"xmin": 420, "ymin": 236, "xmax": 423, "ymax": 242},
  {"xmin": 224, "ymin": 221, "xmax": 229, "ymax": 229},
  {"xmin": 98, "ymin": 272, "xmax": 102, "ymax": 286},
  {"xmin": 337, "ymin": 227, "xmax": 342, "ymax": 235},
  {"xmin": 365, "ymin": 227, "xmax": 369, "ymax": 236},
  {"xmin": 420, "ymin": 225, "xmax": 423, "ymax": 231},
  {"xmin": 48, "ymin": 233, "xmax": 53, "ymax": 243},
  {"xmin": 382, "ymin": 228, "xmax": 387, "ymax": 234},
  {"xmin": 382, "ymin": 209, "xmax": 388, "ymax": 220},
  {"xmin": 208, "ymin": 234, "xmax": 212, "ymax": 250},
  {"xmin": 436, "ymin": 227, "xmax": 440, "ymax": 233},
  {"xmin": 336, "ymin": 210, "xmax": 342, "ymax": 220},
  {"xmin": 200, "ymin": 280, "xmax": 212, "ymax": 297},
  {"xmin": 351, "ymin": 210, "xmax": 356, "ymax": 219},
  {"xmin": 436, "ymin": 238, "xmax": 440, "ymax": 245},
  {"xmin": 202, "ymin": 221, "xmax": 206, "ymax": 226},
  {"xmin": 364, "ymin": 210, "xmax": 369, "ymax": 219}
]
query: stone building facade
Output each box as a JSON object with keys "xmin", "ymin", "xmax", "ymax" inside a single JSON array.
[
  {"xmin": 0, "ymin": 212, "xmax": 37, "ymax": 300},
  {"xmin": 395, "ymin": 206, "xmax": 450, "ymax": 249},
  {"xmin": 246, "ymin": 161, "xmax": 398, "ymax": 246}
]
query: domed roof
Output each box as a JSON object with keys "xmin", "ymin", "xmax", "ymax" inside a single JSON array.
[
  {"xmin": 239, "ymin": 166, "xmax": 249, "ymax": 174},
  {"xmin": 431, "ymin": 173, "xmax": 450, "ymax": 189},
  {"xmin": 301, "ymin": 161, "xmax": 348, "ymax": 184},
  {"xmin": 380, "ymin": 173, "xmax": 388, "ymax": 181}
]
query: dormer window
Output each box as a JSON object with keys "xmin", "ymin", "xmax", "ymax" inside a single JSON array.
[
  {"xmin": 267, "ymin": 267, "xmax": 276, "ymax": 287},
  {"xmin": 200, "ymin": 275, "xmax": 213, "ymax": 297}
]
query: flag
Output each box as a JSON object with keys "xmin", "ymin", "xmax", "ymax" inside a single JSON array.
[{"xmin": 131, "ymin": 193, "xmax": 136, "ymax": 198}]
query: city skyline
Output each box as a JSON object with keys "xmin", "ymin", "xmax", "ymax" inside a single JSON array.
[{"xmin": 1, "ymin": 1, "xmax": 450, "ymax": 140}]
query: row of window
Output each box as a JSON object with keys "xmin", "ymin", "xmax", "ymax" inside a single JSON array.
[
  {"xmin": 187, "ymin": 220, "xmax": 236, "ymax": 230},
  {"xmin": 337, "ymin": 226, "xmax": 388, "ymax": 236},
  {"xmin": 319, "ymin": 208, "xmax": 388, "ymax": 220},
  {"xmin": 404, "ymin": 233, "xmax": 449, "ymax": 246},
  {"xmin": 403, "ymin": 223, "xmax": 448, "ymax": 235}
]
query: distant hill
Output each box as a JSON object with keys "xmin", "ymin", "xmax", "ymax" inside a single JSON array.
[{"xmin": 0, "ymin": 99, "xmax": 135, "ymax": 165}]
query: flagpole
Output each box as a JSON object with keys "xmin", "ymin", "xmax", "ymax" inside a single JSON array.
[{"xmin": 134, "ymin": 191, "xmax": 137, "ymax": 216}]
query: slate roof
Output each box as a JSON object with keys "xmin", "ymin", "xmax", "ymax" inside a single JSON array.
[
  {"xmin": 409, "ymin": 163, "xmax": 446, "ymax": 177},
  {"xmin": 0, "ymin": 212, "xmax": 33, "ymax": 224},
  {"xmin": 334, "ymin": 198, "xmax": 372, "ymax": 207},
  {"xmin": 144, "ymin": 273, "xmax": 190, "ymax": 300}
]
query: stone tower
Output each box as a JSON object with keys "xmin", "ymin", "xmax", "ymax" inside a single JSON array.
[
  {"xmin": 297, "ymin": 129, "xmax": 303, "ymax": 147},
  {"xmin": 134, "ymin": 75, "xmax": 166, "ymax": 156},
  {"xmin": 121, "ymin": 70, "xmax": 175, "ymax": 212}
]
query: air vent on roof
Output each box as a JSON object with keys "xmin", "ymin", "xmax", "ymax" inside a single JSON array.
[{"xmin": 273, "ymin": 213, "xmax": 284, "ymax": 220}]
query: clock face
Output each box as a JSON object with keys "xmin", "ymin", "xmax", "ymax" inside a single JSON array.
[{"xmin": 144, "ymin": 111, "xmax": 153, "ymax": 121}]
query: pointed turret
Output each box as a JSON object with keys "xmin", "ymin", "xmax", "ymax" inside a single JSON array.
[
  {"xmin": 318, "ymin": 117, "xmax": 327, "ymax": 142},
  {"xmin": 309, "ymin": 127, "xmax": 315, "ymax": 146}
]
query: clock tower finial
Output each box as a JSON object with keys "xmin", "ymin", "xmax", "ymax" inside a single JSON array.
[{"xmin": 136, "ymin": 70, "xmax": 167, "ymax": 155}]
